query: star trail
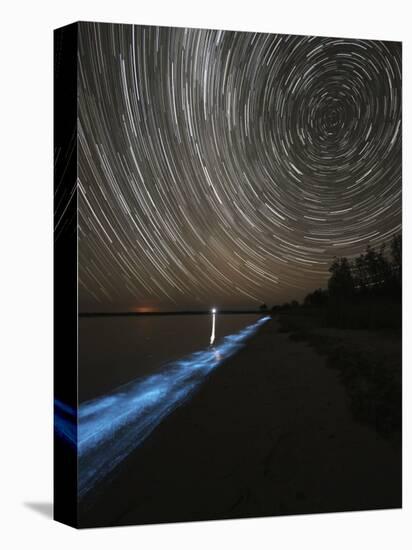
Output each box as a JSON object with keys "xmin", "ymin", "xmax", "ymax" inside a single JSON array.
[{"xmin": 77, "ymin": 23, "xmax": 401, "ymax": 311}]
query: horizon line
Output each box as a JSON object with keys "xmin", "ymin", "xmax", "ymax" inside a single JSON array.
[{"xmin": 79, "ymin": 309, "xmax": 273, "ymax": 317}]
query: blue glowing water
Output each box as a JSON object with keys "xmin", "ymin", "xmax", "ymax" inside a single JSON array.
[
  {"xmin": 55, "ymin": 315, "xmax": 270, "ymax": 498},
  {"xmin": 78, "ymin": 313, "xmax": 261, "ymax": 402}
]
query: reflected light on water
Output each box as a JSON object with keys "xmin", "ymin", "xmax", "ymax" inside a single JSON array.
[{"xmin": 210, "ymin": 308, "xmax": 217, "ymax": 345}]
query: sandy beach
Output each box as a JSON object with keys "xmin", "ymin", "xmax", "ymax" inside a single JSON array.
[{"xmin": 80, "ymin": 317, "xmax": 401, "ymax": 527}]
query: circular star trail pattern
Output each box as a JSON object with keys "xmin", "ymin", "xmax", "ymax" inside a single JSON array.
[{"xmin": 78, "ymin": 23, "xmax": 401, "ymax": 311}]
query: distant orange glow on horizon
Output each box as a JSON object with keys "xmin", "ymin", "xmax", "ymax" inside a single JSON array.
[{"xmin": 132, "ymin": 306, "xmax": 159, "ymax": 313}]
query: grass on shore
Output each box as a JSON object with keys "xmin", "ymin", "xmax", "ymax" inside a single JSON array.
[{"xmin": 277, "ymin": 306, "xmax": 401, "ymax": 442}]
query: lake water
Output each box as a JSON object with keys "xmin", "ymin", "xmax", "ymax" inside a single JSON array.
[
  {"xmin": 75, "ymin": 313, "xmax": 270, "ymax": 497},
  {"xmin": 78, "ymin": 314, "xmax": 261, "ymax": 403}
]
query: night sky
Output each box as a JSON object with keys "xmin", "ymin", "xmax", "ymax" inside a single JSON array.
[{"xmin": 78, "ymin": 22, "xmax": 401, "ymax": 312}]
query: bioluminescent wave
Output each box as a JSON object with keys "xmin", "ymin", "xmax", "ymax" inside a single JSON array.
[
  {"xmin": 55, "ymin": 316, "xmax": 270, "ymax": 498},
  {"xmin": 54, "ymin": 399, "xmax": 77, "ymax": 447}
]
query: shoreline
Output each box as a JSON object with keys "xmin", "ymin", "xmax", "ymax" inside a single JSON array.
[{"xmin": 79, "ymin": 317, "xmax": 401, "ymax": 527}]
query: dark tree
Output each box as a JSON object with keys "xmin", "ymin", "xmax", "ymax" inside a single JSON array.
[
  {"xmin": 391, "ymin": 234, "xmax": 402, "ymax": 285},
  {"xmin": 302, "ymin": 233, "xmax": 402, "ymax": 307},
  {"xmin": 328, "ymin": 257, "xmax": 355, "ymax": 300},
  {"xmin": 304, "ymin": 288, "xmax": 328, "ymax": 307},
  {"xmin": 353, "ymin": 253, "xmax": 368, "ymax": 294}
]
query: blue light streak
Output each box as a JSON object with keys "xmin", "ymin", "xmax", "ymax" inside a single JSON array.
[
  {"xmin": 54, "ymin": 399, "xmax": 77, "ymax": 447},
  {"xmin": 55, "ymin": 316, "xmax": 270, "ymax": 498}
]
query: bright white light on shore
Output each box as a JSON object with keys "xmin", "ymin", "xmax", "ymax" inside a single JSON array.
[{"xmin": 212, "ymin": 308, "xmax": 217, "ymax": 314}]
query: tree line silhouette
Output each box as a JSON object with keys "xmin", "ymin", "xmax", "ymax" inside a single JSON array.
[{"xmin": 304, "ymin": 234, "xmax": 401, "ymax": 307}]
